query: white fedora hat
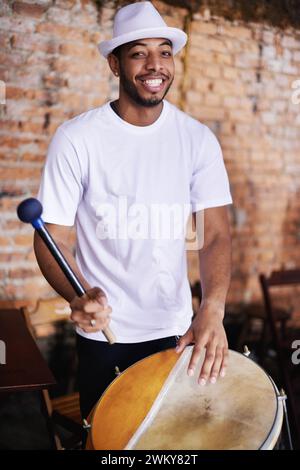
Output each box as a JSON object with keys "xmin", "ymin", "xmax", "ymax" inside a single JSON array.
[{"xmin": 98, "ymin": 1, "xmax": 188, "ymax": 58}]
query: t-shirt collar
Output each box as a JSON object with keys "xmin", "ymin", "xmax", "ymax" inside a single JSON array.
[{"xmin": 106, "ymin": 99, "xmax": 169, "ymax": 134}]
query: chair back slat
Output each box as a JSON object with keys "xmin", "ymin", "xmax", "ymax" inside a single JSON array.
[{"xmin": 266, "ymin": 269, "xmax": 300, "ymax": 287}]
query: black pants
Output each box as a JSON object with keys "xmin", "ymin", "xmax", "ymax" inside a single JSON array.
[{"xmin": 76, "ymin": 334, "xmax": 178, "ymax": 419}]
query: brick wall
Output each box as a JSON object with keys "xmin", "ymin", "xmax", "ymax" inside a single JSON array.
[{"xmin": 0, "ymin": 0, "xmax": 300, "ymax": 309}]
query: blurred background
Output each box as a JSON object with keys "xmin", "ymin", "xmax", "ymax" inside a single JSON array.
[{"xmin": 0, "ymin": 0, "xmax": 300, "ymax": 450}]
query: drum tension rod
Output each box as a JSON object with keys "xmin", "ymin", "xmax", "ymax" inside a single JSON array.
[
  {"xmin": 243, "ymin": 345, "xmax": 251, "ymax": 357},
  {"xmin": 115, "ymin": 366, "xmax": 121, "ymax": 376},
  {"xmin": 278, "ymin": 388, "xmax": 293, "ymax": 450},
  {"xmin": 278, "ymin": 389, "xmax": 287, "ymax": 402},
  {"xmin": 82, "ymin": 419, "xmax": 91, "ymax": 431}
]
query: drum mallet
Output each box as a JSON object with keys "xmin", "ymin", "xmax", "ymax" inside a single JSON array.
[{"xmin": 17, "ymin": 197, "xmax": 116, "ymax": 344}]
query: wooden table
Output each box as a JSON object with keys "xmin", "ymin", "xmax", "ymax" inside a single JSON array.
[{"xmin": 0, "ymin": 308, "xmax": 58, "ymax": 448}]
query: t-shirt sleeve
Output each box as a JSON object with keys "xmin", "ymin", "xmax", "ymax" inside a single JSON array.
[
  {"xmin": 190, "ymin": 125, "xmax": 233, "ymax": 213},
  {"xmin": 37, "ymin": 126, "xmax": 84, "ymax": 226}
]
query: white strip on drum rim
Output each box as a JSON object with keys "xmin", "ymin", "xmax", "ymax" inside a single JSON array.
[{"xmin": 124, "ymin": 346, "xmax": 193, "ymax": 450}]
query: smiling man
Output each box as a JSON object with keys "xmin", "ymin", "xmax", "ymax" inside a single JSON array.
[{"xmin": 35, "ymin": 1, "xmax": 233, "ymax": 425}]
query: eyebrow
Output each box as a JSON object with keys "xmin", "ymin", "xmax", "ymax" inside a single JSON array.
[{"xmin": 127, "ymin": 40, "xmax": 172, "ymax": 51}]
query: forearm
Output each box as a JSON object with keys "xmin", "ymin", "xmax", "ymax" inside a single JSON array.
[
  {"xmin": 34, "ymin": 231, "xmax": 91, "ymax": 303},
  {"xmin": 198, "ymin": 234, "xmax": 231, "ymax": 314}
]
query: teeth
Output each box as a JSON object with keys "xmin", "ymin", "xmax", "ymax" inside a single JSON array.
[{"xmin": 144, "ymin": 79, "xmax": 163, "ymax": 86}]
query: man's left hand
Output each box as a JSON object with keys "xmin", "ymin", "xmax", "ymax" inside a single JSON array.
[{"xmin": 176, "ymin": 301, "xmax": 228, "ymax": 385}]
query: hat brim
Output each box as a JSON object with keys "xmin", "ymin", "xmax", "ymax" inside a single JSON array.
[{"xmin": 98, "ymin": 27, "xmax": 187, "ymax": 58}]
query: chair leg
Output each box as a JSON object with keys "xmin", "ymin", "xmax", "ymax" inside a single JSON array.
[
  {"xmin": 236, "ymin": 316, "xmax": 249, "ymax": 352},
  {"xmin": 259, "ymin": 319, "xmax": 269, "ymax": 366},
  {"xmin": 39, "ymin": 389, "xmax": 63, "ymax": 450},
  {"xmin": 280, "ymin": 319, "xmax": 287, "ymax": 341}
]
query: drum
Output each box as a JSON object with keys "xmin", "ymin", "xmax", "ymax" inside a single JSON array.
[{"xmin": 86, "ymin": 346, "xmax": 283, "ymax": 450}]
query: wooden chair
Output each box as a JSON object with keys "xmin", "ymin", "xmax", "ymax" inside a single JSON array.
[
  {"xmin": 23, "ymin": 297, "xmax": 82, "ymax": 449},
  {"xmin": 236, "ymin": 302, "xmax": 292, "ymax": 355},
  {"xmin": 259, "ymin": 269, "xmax": 300, "ymax": 449},
  {"xmin": 26, "ymin": 297, "xmax": 72, "ymax": 338}
]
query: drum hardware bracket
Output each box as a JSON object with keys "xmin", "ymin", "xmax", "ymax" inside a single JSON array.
[
  {"xmin": 115, "ymin": 366, "xmax": 121, "ymax": 376},
  {"xmin": 82, "ymin": 419, "xmax": 91, "ymax": 431},
  {"xmin": 278, "ymin": 389, "xmax": 287, "ymax": 402},
  {"xmin": 278, "ymin": 388, "xmax": 293, "ymax": 450},
  {"xmin": 243, "ymin": 345, "xmax": 251, "ymax": 357}
]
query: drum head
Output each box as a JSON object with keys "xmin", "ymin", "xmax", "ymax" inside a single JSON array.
[{"xmin": 89, "ymin": 348, "xmax": 282, "ymax": 450}]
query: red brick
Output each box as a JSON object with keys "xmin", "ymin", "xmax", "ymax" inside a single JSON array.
[
  {"xmin": 194, "ymin": 22, "xmax": 217, "ymax": 35},
  {"xmin": 55, "ymin": 0, "xmax": 77, "ymax": 7},
  {"xmin": 59, "ymin": 43, "xmax": 97, "ymax": 59},
  {"xmin": 21, "ymin": 153, "xmax": 45, "ymax": 163},
  {"xmin": 0, "ymin": 52, "xmax": 27, "ymax": 67},
  {"xmin": 0, "ymin": 252, "xmax": 25, "ymax": 263},
  {"xmin": 43, "ymin": 73, "xmax": 68, "ymax": 89},
  {"xmin": 10, "ymin": 32, "xmax": 60, "ymax": 54},
  {"xmin": 0, "ymin": 32, "xmax": 10, "ymax": 50},
  {"xmin": 9, "ymin": 267, "xmax": 40, "ymax": 279},
  {"xmin": 0, "ymin": 236, "xmax": 10, "ymax": 247},
  {"xmin": 36, "ymin": 22, "xmax": 92, "ymax": 43},
  {"xmin": 13, "ymin": 234, "xmax": 34, "ymax": 246},
  {"xmin": 12, "ymin": 2, "xmax": 48, "ymax": 18},
  {"xmin": 222, "ymin": 25, "xmax": 252, "ymax": 41},
  {"xmin": 0, "ymin": 167, "xmax": 42, "ymax": 180}
]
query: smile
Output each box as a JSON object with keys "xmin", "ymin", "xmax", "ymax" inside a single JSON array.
[{"xmin": 139, "ymin": 78, "xmax": 166, "ymax": 92}]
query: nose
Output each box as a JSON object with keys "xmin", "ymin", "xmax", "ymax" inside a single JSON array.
[{"xmin": 144, "ymin": 52, "xmax": 163, "ymax": 72}]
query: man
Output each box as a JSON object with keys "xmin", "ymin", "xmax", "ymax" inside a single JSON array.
[{"xmin": 35, "ymin": 1, "xmax": 232, "ymax": 421}]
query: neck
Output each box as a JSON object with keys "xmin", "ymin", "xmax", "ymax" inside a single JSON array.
[{"xmin": 111, "ymin": 95, "xmax": 163, "ymax": 127}]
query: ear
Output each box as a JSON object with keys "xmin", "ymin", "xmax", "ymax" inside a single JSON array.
[{"xmin": 107, "ymin": 53, "xmax": 120, "ymax": 77}]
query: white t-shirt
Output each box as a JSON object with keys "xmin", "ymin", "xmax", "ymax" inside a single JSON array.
[{"xmin": 37, "ymin": 99, "xmax": 232, "ymax": 343}]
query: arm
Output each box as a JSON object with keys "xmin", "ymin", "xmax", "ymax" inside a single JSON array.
[
  {"xmin": 34, "ymin": 223, "xmax": 89, "ymax": 302},
  {"xmin": 197, "ymin": 205, "xmax": 231, "ymax": 307},
  {"xmin": 34, "ymin": 223, "xmax": 112, "ymax": 333},
  {"xmin": 176, "ymin": 206, "xmax": 231, "ymax": 384}
]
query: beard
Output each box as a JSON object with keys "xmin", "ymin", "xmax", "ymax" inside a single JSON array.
[{"xmin": 119, "ymin": 65, "xmax": 174, "ymax": 107}]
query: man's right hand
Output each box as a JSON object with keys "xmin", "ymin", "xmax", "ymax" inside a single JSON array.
[{"xmin": 70, "ymin": 287, "xmax": 112, "ymax": 333}]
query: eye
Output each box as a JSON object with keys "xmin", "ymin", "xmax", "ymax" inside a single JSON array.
[
  {"xmin": 131, "ymin": 52, "xmax": 145, "ymax": 57},
  {"xmin": 131, "ymin": 51, "xmax": 172, "ymax": 58}
]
